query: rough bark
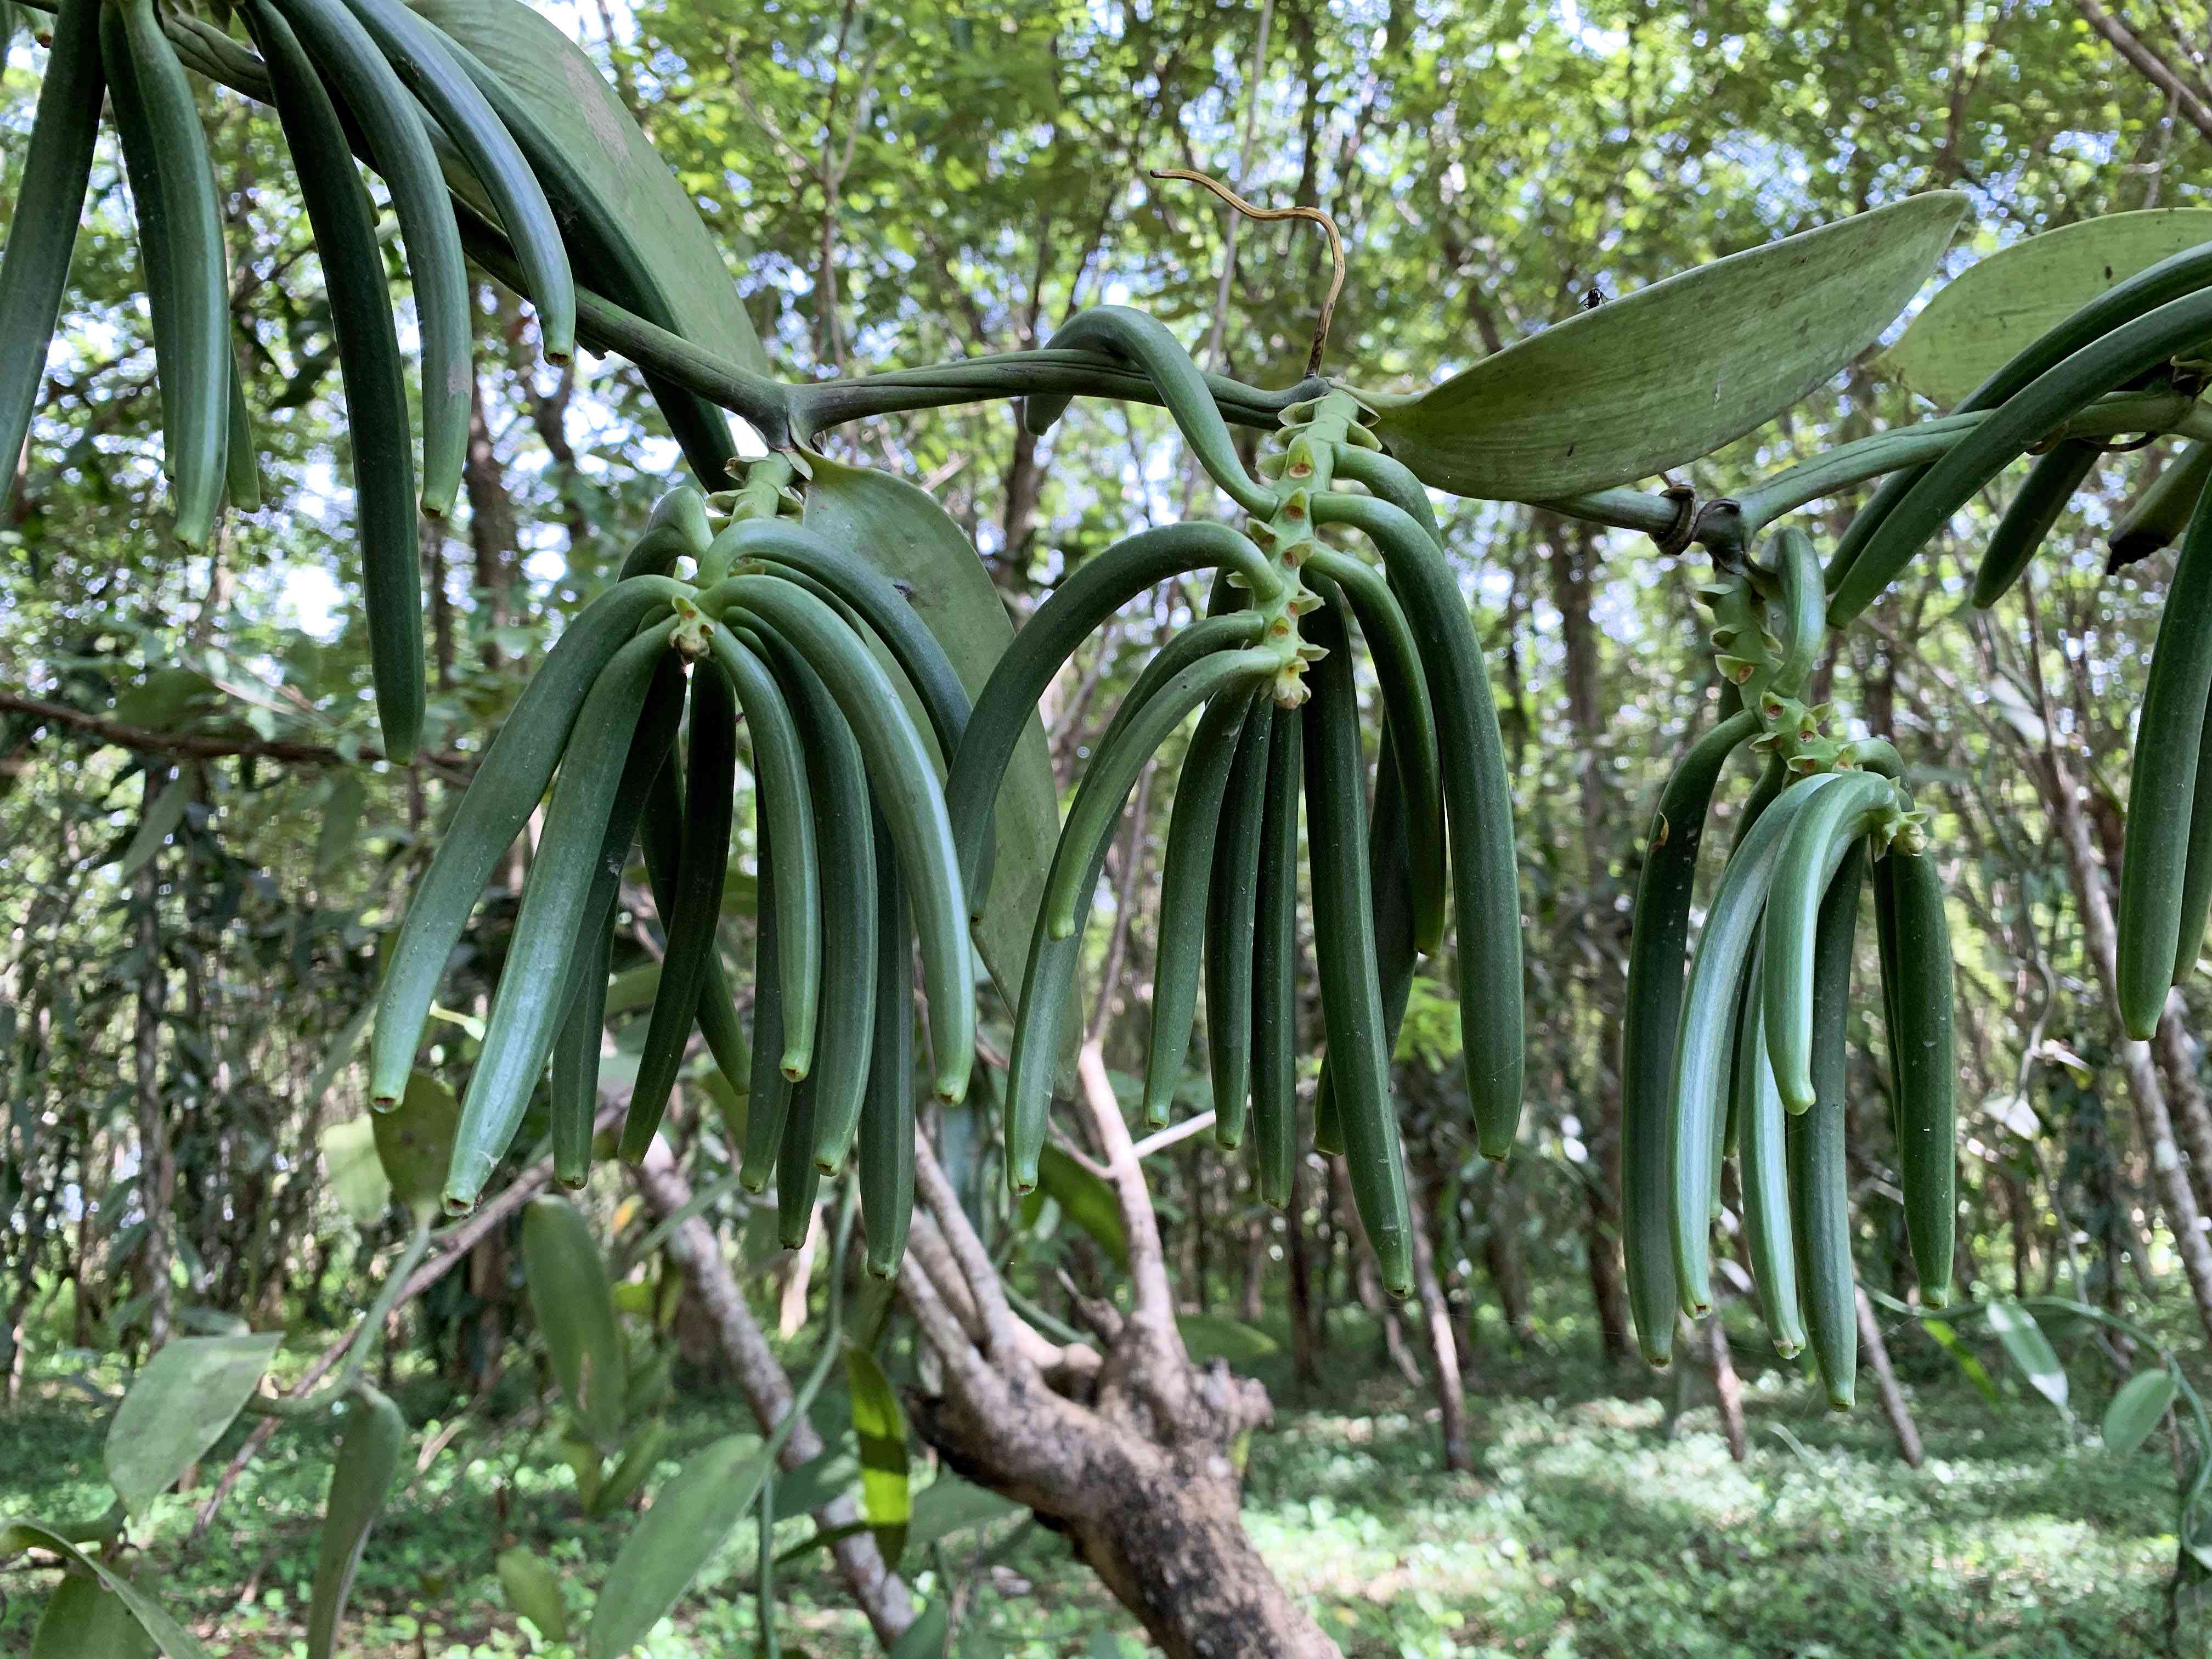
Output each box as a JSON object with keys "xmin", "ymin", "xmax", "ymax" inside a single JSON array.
[
  {"xmin": 1855, "ymin": 1289, "xmax": 1925, "ymax": 1469},
  {"xmin": 897, "ymin": 1045, "xmax": 1340, "ymax": 1659},
  {"xmin": 632, "ymin": 1142, "xmax": 915, "ymax": 1648}
]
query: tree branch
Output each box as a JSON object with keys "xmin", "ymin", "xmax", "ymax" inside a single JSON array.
[
  {"xmin": 0, "ymin": 691, "xmax": 470, "ymax": 776},
  {"xmin": 2073, "ymin": 0, "xmax": 2212, "ymax": 144}
]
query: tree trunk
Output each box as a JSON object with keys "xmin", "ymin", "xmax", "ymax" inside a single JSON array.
[
  {"xmin": 1541, "ymin": 511, "xmax": 1632, "ymax": 1363},
  {"xmin": 631, "ymin": 1142, "xmax": 916, "ymax": 1648},
  {"xmin": 1404, "ymin": 1171, "xmax": 1471, "ymax": 1472},
  {"xmin": 1482, "ymin": 1166, "xmax": 1534, "ymax": 1346},
  {"xmin": 1284, "ymin": 1158, "xmax": 1320, "ymax": 1385},
  {"xmin": 1239, "ymin": 1220, "xmax": 1267, "ymax": 1325},
  {"xmin": 1705, "ymin": 1316, "xmax": 1748, "ymax": 1463},
  {"xmin": 132, "ymin": 770, "xmax": 175, "ymax": 1352},
  {"xmin": 896, "ymin": 1051, "xmax": 1341, "ymax": 1658},
  {"xmin": 1855, "ymin": 1289, "xmax": 1925, "ymax": 1469},
  {"xmin": 2037, "ymin": 745, "xmax": 2212, "ymax": 1343}
]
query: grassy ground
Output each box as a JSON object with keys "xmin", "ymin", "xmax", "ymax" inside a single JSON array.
[{"xmin": 0, "ymin": 1307, "xmax": 2193, "ymax": 1657}]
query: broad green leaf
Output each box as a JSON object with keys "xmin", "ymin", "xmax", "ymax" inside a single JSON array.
[
  {"xmin": 308, "ymin": 1386, "xmax": 405, "ymax": 1659},
  {"xmin": 369, "ymin": 1071, "xmax": 461, "ymax": 1219},
  {"xmin": 496, "ymin": 1545, "xmax": 571, "ymax": 1641},
  {"xmin": 586, "ymin": 1434, "xmax": 770, "ymax": 1659},
  {"xmin": 697, "ymin": 1063, "xmax": 747, "ymax": 1147},
  {"xmin": 771, "ymin": 1441, "xmax": 859, "ymax": 1521},
  {"xmin": 319, "ymin": 1116, "xmax": 393, "ymax": 1227},
  {"xmin": 907, "ymin": 1475, "xmax": 1020, "ymax": 1549},
  {"xmin": 845, "ymin": 1346, "xmax": 912, "ymax": 1567},
  {"xmin": 2103, "ymin": 1368, "xmax": 2180, "ymax": 1456},
  {"xmin": 408, "ymin": 0, "xmax": 769, "ymax": 390},
  {"xmin": 30, "ymin": 1573, "xmax": 155, "ymax": 1659},
  {"xmin": 890, "ymin": 1595, "xmax": 950, "ymax": 1659},
  {"xmin": 0, "ymin": 1523, "xmax": 208, "ymax": 1658},
  {"xmin": 1880, "ymin": 210, "xmax": 2212, "ymax": 405},
  {"xmin": 1920, "ymin": 1318, "xmax": 1999, "ymax": 1406},
  {"xmin": 1368, "ymin": 193, "xmax": 1968, "ymax": 500},
  {"xmin": 1987, "ymin": 1299, "xmax": 2069, "ymax": 1412},
  {"xmin": 605, "ymin": 962, "xmax": 662, "ymax": 1018},
  {"xmin": 522, "ymin": 1197, "xmax": 628, "ymax": 1447},
  {"xmin": 797, "ymin": 453, "xmax": 1058, "ymax": 1020},
  {"xmin": 1021, "ymin": 1146, "xmax": 1127, "ymax": 1272},
  {"xmin": 1176, "ymin": 1313, "xmax": 1279, "ymax": 1367},
  {"xmin": 114, "ymin": 777, "xmax": 193, "ymax": 876},
  {"xmin": 104, "ymin": 1330, "xmax": 284, "ymax": 1515}
]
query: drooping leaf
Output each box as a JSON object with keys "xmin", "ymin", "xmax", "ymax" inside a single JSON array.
[
  {"xmin": 1176, "ymin": 1313, "xmax": 1279, "ymax": 1367},
  {"xmin": 1879, "ymin": 209, "xmax": 2212, "ymax": 406},
  {"xmin": 1020, "ymin": 1144, "xmax": 1127, "ymax": 1271},
  {"xmin": 0, "ymin": 1524, "xmax": 207, "ymax": 1658},
  {"xmin": 319, "ymin": 1116, "xmax": 393, "ymax": 1226},
  {"xmin": 407, "ymin": 0, "xmax": 769, "ymax": 393},
  {"xmin": 1987, "ymin": 1299, "xmax": 2069, "ymax": 1412},
  {"xmin": 1920, "ymin": 1318, "xmax": 2000, "ymax": 1406},
  {"xmin": 844, "ymin": 1346, "xmax": 912, "ymax": 1567},
  {"xmin": 104, "ymin": 1330, "xmax": 284, "ymax": 1515},
  {"xmin": 2103, "ymin": 1368, "xmax": 2180, "ymax": 1456},
  {"xmin": 889, "ymin": 1595, "xmax": 950, "ymax": 1659},
  {"xmin": 522, "ymin": 1197, "xmax": 628, "ymax": 1447},
  {"xmin": 907, "ymin": 1475, "xmax": 1020, "ymax": 1549},
  {"xmin": 770, "ymin": 1440, "xmax": 858, "ymax": 1522},
  {"xmin": 1369, "ymin": 193, "xmax": 1968, "ymax": 500},
  {"xmin": 586, "ymin": 1434, "xmax": 771, "ymax": 1659},
  {"xmin": 496, "ymin": 1545, "xmax": 571, "ymax": 1641},
  {"xmin": 797, "ymin": 453, "xmax": 1058, "ymax": 1019},
  {"xmin": 369, "ymin": 1070, "xmax": 461, "ymax": 1219},
  {"xmin": 114, "ymin": 776, "xmax": 193, "ymax": 877},
  {"xmin": 308, "ymin": 1386, "xmax": 406, "ymax": 1659},
  {"xmin": 30, "ymin": 1572, "xmax": 155, "ymax": 1659}
]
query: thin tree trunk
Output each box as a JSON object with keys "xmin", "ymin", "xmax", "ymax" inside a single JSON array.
[
  {"xmin": 1855, "ymin": 1289, "xmax": 1925, "ymax": 1469},
  {"xmin": 1284, "ymin": 1157, "xmax": 1320, "ymax": 1385},
  {"xmin": 132, "ymin": 770, "xmax": 174, "ymax": 1352},
  {"xmin": 2039, "ymin": 744, "xmax": 2212, "ymax": 1342},
  {"xmin": 1239, "ymin": 1220, "xmax": 1267, "ymax": 1324},
  {"xmin": 1705, "ymin": 1316, "xmax": 1748, "ymax": 1463},
  {"xmin": 1405, "ymin": 1171, "xmax": 1471, "ymax": 1472},
  {"xmin": 633, "ymin": 1142, "xmax": 916, "ymax": 1648}
]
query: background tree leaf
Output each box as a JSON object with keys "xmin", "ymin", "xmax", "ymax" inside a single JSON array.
[
  {"xmin": 2102, "ymin": 1368, "xmax": 2179, "ymax": 1456},
  {"xmin": 496, "ymin": 1545, "xmax": 570, "ymax": 1641},
  {"xmin": 369, "ymin": 1071, "xmax": 461, "ymax": 1219},
  {"xmin": 844, "ymin": 1345, "xmax": 912, "ymax": 1566},
  {"xmin": 1878, "ymin": 210, "xmax": 2212, "ymax": 406},
  {"xmin": 318, "ymin": 1116, "xmax": 393, "ymax": 1227},
  {"xmin": 113, "ymin": 777, "xmax": 193, "ymax": 877},
  {"xmin": 1369, "ymin": 193, "xmax": 1968, "ymax": 499},
  {"xmin": 30, "ymin": 1572, "xmax": 155, "ymax": 1659},
  {"xmin": 585, "ymin": 1433, "xmax": 770, "ymax": 1659},
  {"xmin": 521, "ymin": 1197, "xmax": 628, "ymax": 1448},
  {"xmin": 0, "ymin": 1524, "xmax": 208, "ymax": 1658},
  {"xmin": 1020, "ymin": 1144, "xmax": 1127, "ymax": 1271},
  {"xmin": 104, "ymin": 1330, "xmax": 284, "ymax": 1515},
  {"xmin": 1987, "ymin": 1300, "xmax": 2069, "ymax": 1413},
  {"xmin": 1176, "ymin": 1313, "xmax": 1279, "ymax": 1368}
]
